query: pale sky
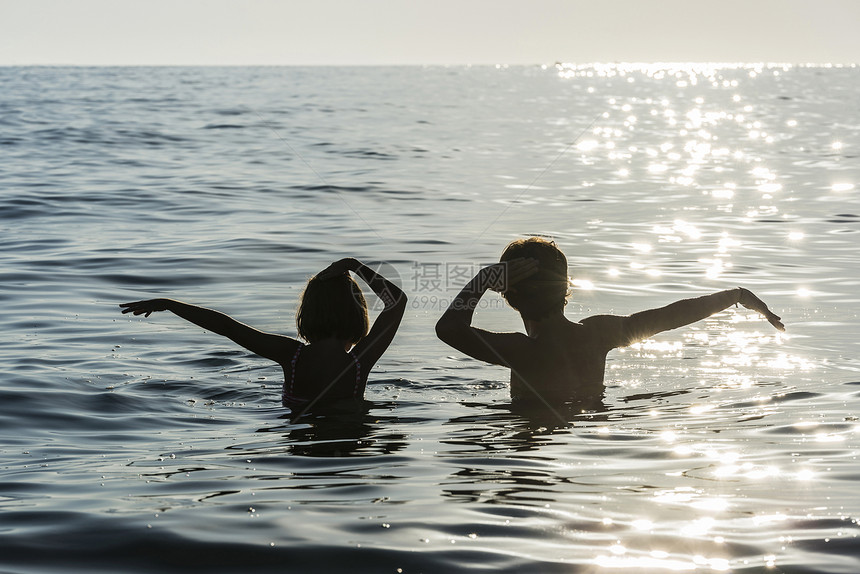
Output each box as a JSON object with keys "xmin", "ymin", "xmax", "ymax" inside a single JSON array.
[{"xmin": 2, "ymin": 0, "xmax": 859, "ymax": 66}]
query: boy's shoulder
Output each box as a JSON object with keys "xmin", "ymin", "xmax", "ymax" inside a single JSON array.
[
  {"xmin": 577, "ymin": 314, "xmax": 629, "ymax": 349},
  {"xmin": 579, "ymin": 313, "xmax": 625, "ymax": 327}
]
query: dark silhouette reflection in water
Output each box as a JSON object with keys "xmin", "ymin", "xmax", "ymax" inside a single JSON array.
[
  {"xmin": 508, "ymin": 395, "xmax": 609, "ymax": 427},
  {"xmin": 437, "ymin": 401, "xmax": 605, "ymax": 506},
  {"xmin": 265, "ymin": 402, "xmax": 409, "ymax": 458},
  {"xmin": 441, "ymin": 398, "xmax": 607, "ymax": 454},
  {"xmin": 437, "ymin": 388, "xmax": 695, "ymax": 506}
]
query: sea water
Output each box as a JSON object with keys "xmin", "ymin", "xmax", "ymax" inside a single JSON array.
[{"xmin": 1, "ymin": 64, "xmax": 859, "ymax": 572}]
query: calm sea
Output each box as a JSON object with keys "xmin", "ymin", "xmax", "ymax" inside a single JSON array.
[{"xmin": 1, "ymin": 64, "xmax": 859, "ymax": 573}]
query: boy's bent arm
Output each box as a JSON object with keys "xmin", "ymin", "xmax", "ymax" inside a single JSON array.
[
  {"xmin": 435, "ymin": 260, "xmax": 536, "ymax": 366},
  {"xmin": 613, "ymin": 287, "xmax": 783, "ymax": 346}
]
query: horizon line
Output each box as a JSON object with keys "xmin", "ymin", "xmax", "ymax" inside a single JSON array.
[{"xmin": 2, "ymin": 61, "xmax": 858, "ymax": 68}]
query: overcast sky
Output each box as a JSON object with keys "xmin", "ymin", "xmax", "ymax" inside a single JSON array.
[{"xmin": 2, "ymin": 0, "xmax": 859, "ymax": 66}]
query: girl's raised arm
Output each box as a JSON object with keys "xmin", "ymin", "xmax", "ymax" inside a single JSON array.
[
  {"xmin": 120, "ymin": 298, "xmax": 297, "ymax": 363},
  {"xmin": 320, "ymin": 258, "xmax": 407, "ymax": 366}
]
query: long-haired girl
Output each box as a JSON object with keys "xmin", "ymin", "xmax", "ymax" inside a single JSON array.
[{"xmin": 121, "ymin": 258, "xmax": 406, "ymax": 414}]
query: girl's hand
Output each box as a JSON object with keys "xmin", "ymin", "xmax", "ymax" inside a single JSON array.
[
  {"xmin": 119, "ymin": 299, "xmax": 170, "ymax": 318},
  {"xmin": 482, "ymin": 258, "xmax": 539, "ymax": 293},
  {"xmin": 316, "ymin": 258, "xmax": 360, "ymax": 280},
  {"xmin": 738, "ymin": 288, "xmax": 785, "ymax": 331}
]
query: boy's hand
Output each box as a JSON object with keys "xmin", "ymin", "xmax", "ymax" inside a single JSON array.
[
  {"xmin": 482, "ymin": 258, "xmax": 539, "ymax": 293},
  {"xmin": 738, "ymin": 288, "xmax": 785, "ymax": 331},
  {"xmin": 120, "ymin": 299, "xmax": 170, "ymax": 318}
]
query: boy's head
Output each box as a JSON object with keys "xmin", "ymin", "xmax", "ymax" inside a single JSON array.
[
  {"xmin": 296, "ymin": 273, "xmax": 369, "ymax": 345},
  {"xmin": 499, "ymin": 237, "xmax": 569, "ymax": 320}
]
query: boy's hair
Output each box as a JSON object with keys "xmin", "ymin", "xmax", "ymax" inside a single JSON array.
[
  {"xmin": 499, "ymin": 237, "xmax": 569, "ymax": 320},
  {"xmin": 296, "ymin": 274, "xmax": 369, "ymax": 345}
]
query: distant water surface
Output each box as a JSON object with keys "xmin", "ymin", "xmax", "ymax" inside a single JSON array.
[{"xmin": 1, "ymin": 64, "xmax": 860, "ymax": 572}]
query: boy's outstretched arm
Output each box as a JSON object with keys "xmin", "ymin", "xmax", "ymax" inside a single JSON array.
[
  {"xmin": 119, "ymin": 299, "xmax": 296, "ymax": 363},
  {"xmin": 614, "ymin": 287, "xmax": 783, "ymax": 346},
  {"xmin": 435, "ymin": 258, "xmax": 538, "ymax": 366}
]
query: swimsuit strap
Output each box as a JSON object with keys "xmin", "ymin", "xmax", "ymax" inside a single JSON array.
[
  {"xmin": 348, "ymin": 350, "xmax": 361, "ymax": 397},
  {"xmin": 288, "ymin": 343, "xmax": 303, "ymax": 394}
]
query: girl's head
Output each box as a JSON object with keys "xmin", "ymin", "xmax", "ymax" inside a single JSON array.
[
  {"xmin": 499, "ymin": 237, "xmax": 569, "ymax": 320},
  {"xmin": 296, "ymin": 273, "xmax": 369, "ymax": 345}
]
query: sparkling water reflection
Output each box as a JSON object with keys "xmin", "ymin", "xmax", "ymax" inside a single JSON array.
[{"xmin": 1, "ymin": 63, "xmax": 859, "ymax": 572}]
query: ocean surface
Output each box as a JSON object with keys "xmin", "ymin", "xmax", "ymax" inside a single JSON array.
[{"xmin": 1, "ymin": 64, "xmax": 859, "ymax": 573}]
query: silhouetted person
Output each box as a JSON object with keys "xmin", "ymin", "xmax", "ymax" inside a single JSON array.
[
  {"xmin": 121, "ymin": 258, "xmax": 406, "ymax": 415},
  {"xmin": 436, "ymin": 237, "xmax": 783, "ymax": 405}
]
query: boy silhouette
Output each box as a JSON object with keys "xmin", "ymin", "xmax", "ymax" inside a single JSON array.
[{"xmin": 436, "ymin": 237, "xmax": 784, "ymax": 404}]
